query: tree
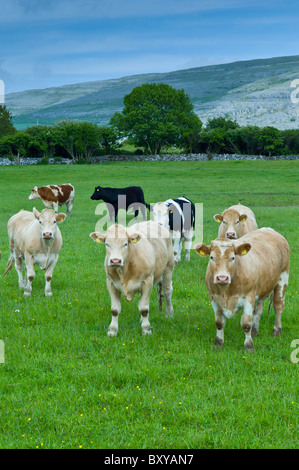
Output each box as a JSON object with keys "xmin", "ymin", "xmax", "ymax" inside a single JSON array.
[
  {"xmin": 54, "ymin": 120, "xmax": 100, "ymax": 161},
  {"xmin": 0, "ymin": 131, "xmax": 31, "ymax": 163},
  {"xmin": 0, "ymin": 105, "xmax": 16, "ymax": 139},
  {"xmin": 110, "ymin": 83, "xmax": 202, "ymax": 154},
  {"xmin": 258, "ymin": 126, "xmax": 284, "ymax": 157},
  {"xmin": 205, "ymin": 116, "xmax": 239, "ymax": 132}
]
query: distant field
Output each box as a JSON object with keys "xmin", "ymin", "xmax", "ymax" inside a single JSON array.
[{"xmin": 0, "ymin": 160, "xmax": 298, "ymax": 449}]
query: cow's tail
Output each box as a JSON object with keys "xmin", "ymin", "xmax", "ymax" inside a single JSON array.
[
  {"xmin": 145, "ymin": 202, "xmax": 152, "ymax": 212},
  {"xmin": 267, "ymin": 292, "xmax": 274, "ymax": 315},
  {"xmin": 3, "ymin": 255, "xmax": 14, "ymax": 277},
  {"xmin": 158, "ymin": 282, "xmax": 164, "ymax": 311}
]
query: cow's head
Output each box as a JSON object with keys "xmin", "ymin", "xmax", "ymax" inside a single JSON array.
[
  {"xmin": 28, "ymin": 186, "xmax": 40, "ymax": 200},
  {"xmin": 90, "ymin": 224, "xmax": 142, "ymax": 267},
  {"xmin": 33, "ymin": 208, "xmax": 66, "ymax": 240},
  {"xmin": 90, "ymin": 186, "xmax": 103, "ymax": 200},
  {"xmin": 213, "ymin": 209, "xmax": 248, "ymax": 239},
  {"xmin": 195, "ymin": 239, "xmax": 251, "ymax": 285},
  {"xmin": 152, "ymin": 202, "xmax": 171, "ymax": 229}
]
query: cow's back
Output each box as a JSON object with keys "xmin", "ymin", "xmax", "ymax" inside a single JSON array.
[{"xmin": 212, "ymin": 228, "xmax": 290, "ymax": 299}]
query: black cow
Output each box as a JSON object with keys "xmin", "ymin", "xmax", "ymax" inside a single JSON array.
[{"xmin": 90, "ymin": 185, "xmax": 149, "ymax": 221}]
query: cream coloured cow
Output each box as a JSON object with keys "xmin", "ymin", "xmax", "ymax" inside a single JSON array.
[
  {"xmin": 90, "ymin": 221, "xmax": 175, "ymax": 337},
  {"xmin": 195, "ymin": 228, "xmax": 290, "ymax": 351},
  {"xmin": 214, "ymin": 203, "xmax": 258, "ymax": 239},
  {"xmin": 3, "ymin": 208, "xmax": 66, "ymax": 297}
]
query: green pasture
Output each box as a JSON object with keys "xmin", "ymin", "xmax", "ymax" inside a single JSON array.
[{"xmin": 0, "ymin": 160, "xmax": 298, "ymax": 449}]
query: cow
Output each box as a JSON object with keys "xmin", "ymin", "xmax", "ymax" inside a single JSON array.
[
  {"xmin": 90, "ymin": 221, "xmax": 174, "ymax": 337},
  {"xmin": 213, "ymin": 203, "xmax": 258, "ymax": 240},
  {"xmin": 90, "ymin": 185, "xmax": 149, "ymax": 221},
  {"xmin": 195, "ymin": 228, "xmax": 290, "ymax": 352},
  {"xmin": 3, "ymin": 208, "xmax": 66, "ymax": 297},
  {"xmin": 28, "ymin": 184, "xmax": 75, "ymax": 216},
  {"xmin": 152, "ymin": 196, "xmax": 195, "ymax": 264}
]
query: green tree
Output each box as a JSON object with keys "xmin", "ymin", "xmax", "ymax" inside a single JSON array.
[
  {"xmin": 54, "ymin": 120, "xmax": 100, "ymax": 161},
  {"xmin": 258, "ymin": 126, "xmax": 284, "ymax": 157},
  {"xmin": 110, "ymin": 83, "xmax": 202, "ymax": 155},
  {"xmin": 0, "ymin": 105, "xmax": 16, "ymax": 139},
  {"xmin": 0, "ymin": 131, "xmax": 30, "ymax": 163},
  {"xmin": 205, "ymin": 116, "xmax": 239, "ymax": 132}
]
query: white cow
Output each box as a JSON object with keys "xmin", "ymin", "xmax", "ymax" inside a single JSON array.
[{"xmin": 3, "ymin": 208, "xmax": 66, "ymax": 297}]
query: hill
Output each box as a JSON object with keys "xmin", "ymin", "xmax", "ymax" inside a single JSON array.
[{"xmin": 6, "ymin": 55, "xmax": 299, "ymax": 130}]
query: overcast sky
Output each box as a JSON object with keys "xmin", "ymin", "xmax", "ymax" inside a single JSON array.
[{"xmin": 1, "ymin": 0, "xmax": 299, "ymax": 94}]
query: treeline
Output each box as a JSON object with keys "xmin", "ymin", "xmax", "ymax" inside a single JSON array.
[{"xmin": 1, "ymin": 89, "xmax": 299, "ymax": 162}]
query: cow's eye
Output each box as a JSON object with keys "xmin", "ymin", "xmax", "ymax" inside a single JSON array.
[
  {"xmin": 210, "ymin": 255, "xmax": 214, "ymax": 261},
  {"xmin": 39, "ymin": 220, "xmax": 42, "ymax": 224},
  {"xmin": 236, "ymin": 220, "xmax": 240, "ymax": 224},
  {"xmin": 230, "ymin": 256, "xmax": 235, "ymax": 261},
  {"xmin": 222, "ymin": 220, "xmax": 226, "ymax": 224},
  {"xmin": 105, "ymin": 243, "xmax": 110, "ymax": 248},
  {"xmin": 124, "ymin": 242, "xmax": 128, "ymax": 248},
  {"xmin": 53, "ymin": 220, "xmax": 56, "ymax": 224}
]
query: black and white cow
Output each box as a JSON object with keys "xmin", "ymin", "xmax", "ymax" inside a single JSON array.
[
  {"xmin": 152, "ymin": 196, "xmax": 195, "ymax": 263},
  {"xmin": 90, "ymin": 185, "xmax": 149, "ymax": 221}
]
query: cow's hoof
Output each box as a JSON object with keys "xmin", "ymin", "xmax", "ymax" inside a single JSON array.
[
  {"xmin": 214, "ymin": 337, "xmax": 224, "ymax": 348},
  {"xmin": 272, "ymin": 327, "xmax": 282, "ymax": 337},
  {"xmin": 45, "ymin": 292, "xmax": 53, "ymax": 297},
  {"xmin": 23, "ymin": 291, "xmax": 31, "ymax": 298},
  {"xmin": 142, "ymin": 328, "xmax": 152, "ymax": 336},
  {"xmin": 245, "ymin": 340, "xmax": 255, "ymax": 353},
  {"xmin": 107, "ymin": 328, "xmax": 118, "ymax": 338},
  {"xmin": 165, "ymin": 307, "xmax": 174, "ymax": 318}
]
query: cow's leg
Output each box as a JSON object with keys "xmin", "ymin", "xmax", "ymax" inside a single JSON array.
[
  {"xmin": 23, "ymin": 253, "xmax": 35, "ymax": 297},
  {"xmin": 272, "ymin": 272, "xmax": 288, "ymax": 336},
  {"xmin": 184, "ymin": 229, "xmax": 194, "ymax": 261},
  {"xmin": 15, "ymin": 254, "xmax": 25, "ymax": 289},
  {"xmin": 162, "ymin": 268, "xmax": 174, "ymax": 317},
  {"xmin": 138, "ymin": 277, "xmax": 153, "ymax": 335},
  {"xmin": 44, "ymin": 254, "xmax": 59, "ymax": 297},
  {"xmin": 106, "ymin": 278, "xmax": 121, "ymax": 337},
  {"xmin": 252, "ymin": 301, "xmax": 264, "ymax": 337},
  {"xmin": 241, "ymin": 298, "xmax": 254, "ymax": 352},
  {"xmin": 52, "ymin": 201, "xmax": 59, "ymax": 213},
  {"xmin": 211, "ymin": 300, "xmax": 225, "ymax": 347},
  {"xmin": 65, "ymin": 200, "xmax": 73, "ymax": 216},
  {"xmin": 140, "ymin": 202, "xmax": 147, "ymax": 221},
  {"xmin": 172, "ymin": 231, "xmax": 182, "ymax": 264}
]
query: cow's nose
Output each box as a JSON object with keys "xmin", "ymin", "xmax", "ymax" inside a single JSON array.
[
  {"xmin": 109, "ymin": 258, "xmax": 122, "ymax": 266},
  {"xmin": 226, "ymin": 232, "xmax": 236, "ymax": 239},
  {"xmin": 216, "ymin": 275, "xmax": 229, "ymax": 284},
  {"xmin": 43, "ymin": 232, "xmax": 53, "ymax": 239}
]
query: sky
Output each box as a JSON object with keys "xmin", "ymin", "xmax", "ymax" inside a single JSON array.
[{"xmin": 1, "ymin": 0, "xmax": 299, "ymax": 94}]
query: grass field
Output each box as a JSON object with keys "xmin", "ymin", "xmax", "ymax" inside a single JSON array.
[{"xmin": 0, "ymin": 160, "xmax": 298, "ymax": 449}]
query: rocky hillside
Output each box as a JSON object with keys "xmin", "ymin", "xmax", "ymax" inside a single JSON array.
[{"xmin": 6, "ymin": 55, "xmax": 299, "ymax": 130}]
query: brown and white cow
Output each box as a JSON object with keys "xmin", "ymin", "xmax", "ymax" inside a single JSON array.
[
  {"xmin": 90, "ymin": 221, "xmax": 175, "ymax": 337},
  {"xmin": 214, "ymin": 203, "xmax": 258, "ymax": 239},
  {"xmin": 195, "ymin": 228, "xmax": 290, "ymax": 351},
  {"xmin": 28, "ymin": 184, "xmax": 75, "ymax": 216},
  {"xmin": 3, "ymin": 208, "xmax": 66, "ymax": 297}
]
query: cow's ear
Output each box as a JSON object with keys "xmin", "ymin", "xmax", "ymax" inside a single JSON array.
[
  {"xmin": 33, "ymin": 207, "xmax": 40, "ymax": 219},
  {"xmin": 195, "ymin": 243, "xmax": 211, "ymax": 256},
  {"xmin": 239, "ymin": 214, "xmax": 247, "ymax": 223},
  {"xmin": 128, "ymin": 233, "xmax": 141, "ymax": 244},
  {"xmin": 90, "ymin": 232, "xmax": 106, "ymax": 243},
  {"xmin": 56, "ymin": 213, "xmax": 66, "ymax": 223},
  {"xmin": 213, "ymin": 214, "xmax": 223, "ymax": 223},
  {"xmin": 235, "ymin": 243, "xmax": 251, "ymax": 256}
]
